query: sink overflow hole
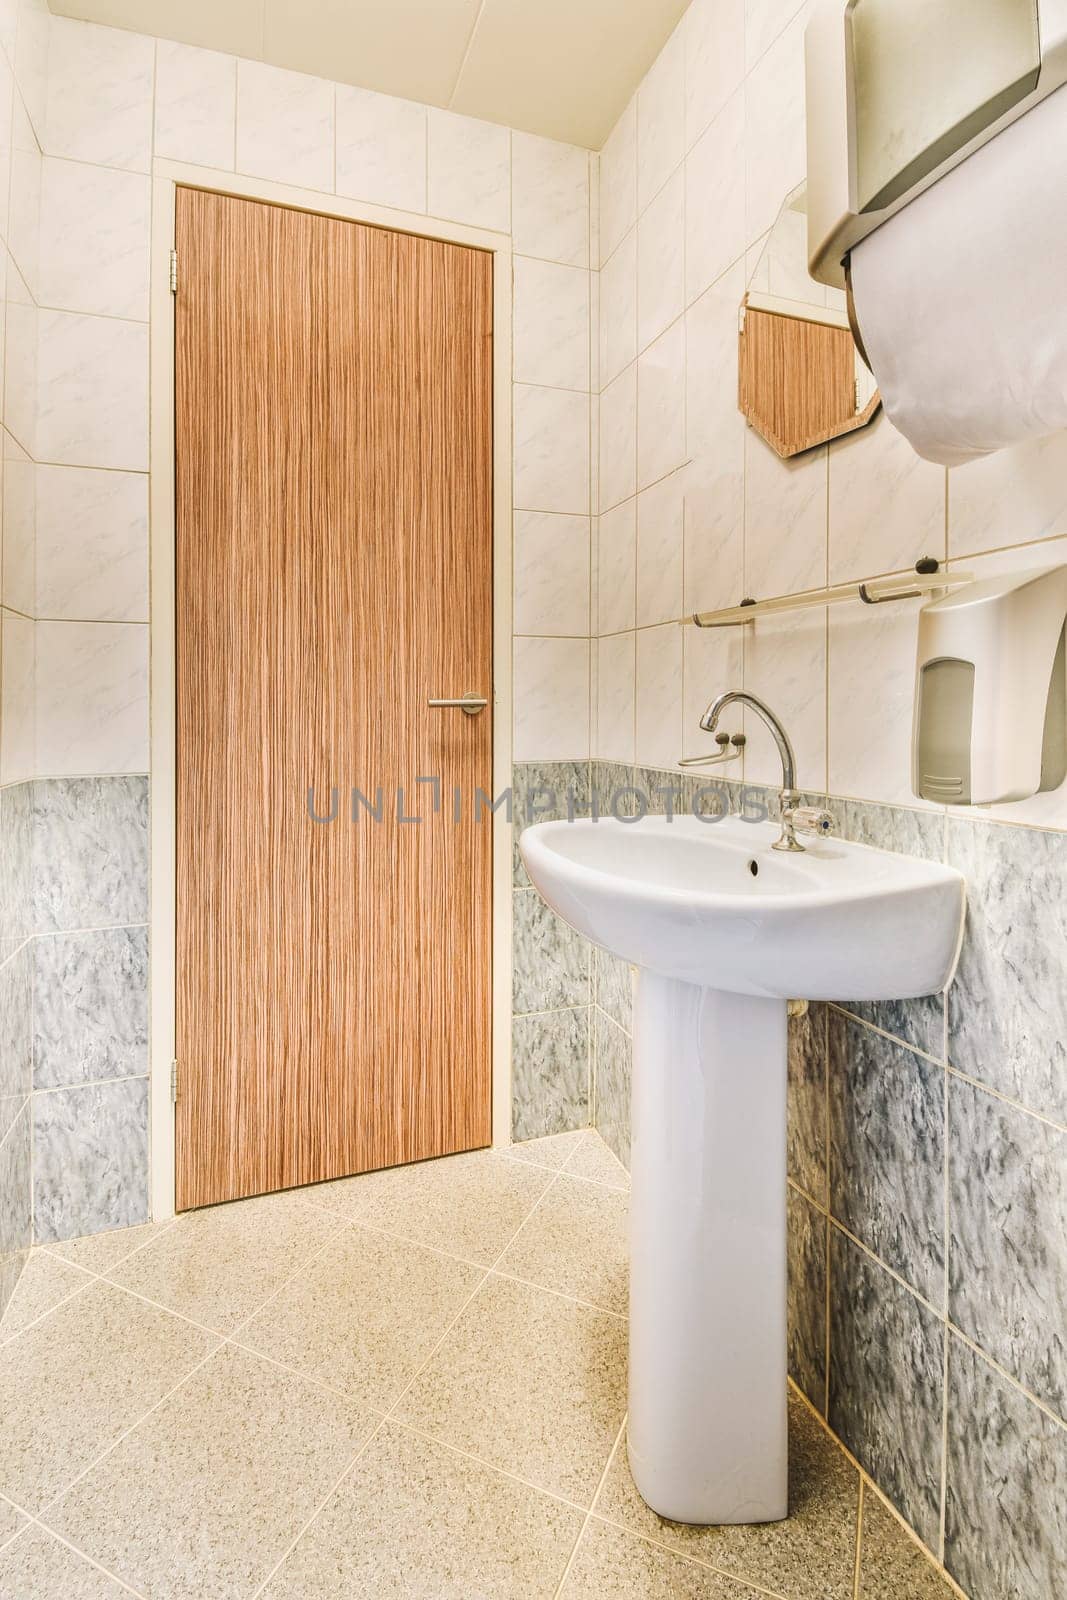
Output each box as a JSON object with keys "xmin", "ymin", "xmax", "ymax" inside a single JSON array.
[{"xmin": 748, "ymin": 860, "xmax": 759, "ymax": 877}]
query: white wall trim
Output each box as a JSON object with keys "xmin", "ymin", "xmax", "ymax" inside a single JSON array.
[{"xmin": 149, "ymin": 162, "xmax": 514, "ymax": 1220}]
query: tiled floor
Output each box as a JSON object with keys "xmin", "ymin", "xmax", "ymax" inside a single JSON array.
[{"xmin": 0, "ymin": 1131, "xmax": 958, "ymax": 1599}]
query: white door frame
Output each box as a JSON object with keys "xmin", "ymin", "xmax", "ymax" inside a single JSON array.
[{"xmin": 148, "ymin": 161, "xmax": 514, "ymax": 1220}]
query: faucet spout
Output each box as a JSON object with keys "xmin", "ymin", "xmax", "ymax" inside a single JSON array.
[{"xmin": 699, "ymin": 690, "xmax": 807, "ymax": 850}]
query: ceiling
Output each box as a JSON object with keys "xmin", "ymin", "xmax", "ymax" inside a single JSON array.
[{"xmin": 48, "ymin": 0, "xmax": 690, "ymax": 148}]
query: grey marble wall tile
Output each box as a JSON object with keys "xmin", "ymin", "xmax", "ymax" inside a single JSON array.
[
  {"xmin": 0, "ymin": 943, "xmax": 33, "ymax": 1137},
  {"xmin": 0, "ymin": 1101, "xmax": 32, "ymax": 1324},
  {"xmin": 591, "ymin": 760, "xmax": 638, "ymax": 817},
  {"xmin": 829, "ymin": 1012, "xmax": 945, "ymax": 1304},
  {"xmin": 32, "ymin": 1077, "xmax": 149, "ymax": 1243},
  {"xmin": 511, "ymin": 1007, "xmax": 590, "ymax": 1142},
  {"xmin": 593, "ymin": 1007, "xmax": 631, "ymax": 1170},
  {"xmin": 32, "ymin": 777, "xmax": 149, "ymax": 935},
  {"xmin": 513, "ymin": 760, "xmax": 591, "ymax": 887},
  {"xmin": 948, "ymin": 1078, "xmax": 1067, "ymax": 1418},
  {"xmin": 594, "ymin": 944, "xmax": 632, "ymax": 1034},
  {"xmin": 788, "ymin": 1185, "xmax": 827, "ymax": 1414},
  {"xmin": 946, "ymin": 816, "xmax": 1067, "ymax": 1124},
  {"xmin": 512, "ymin": 889, "xmax": 590, "ymax": 1015},
  {"xmin": 945, "ymin": 1335, "xmax": 1067, "ymax": 1600},
  {"xmin": 0, "ymin": 782, "xmax": 32, "ymax": 963},
  {"xmin": 788, "ymin": 1001, "xmax": 827, "ymax": 1204},
  {"xmin": 33, "ymin": 927, "xmax": 149, "ymax": 1092},
  {"xmin": 836, "ymin": 800, "xmax": 947, "ymax": 1057},
  {"xmin": 829, "ymin": 1228, "xmax": 944, "ymax": 1551}
]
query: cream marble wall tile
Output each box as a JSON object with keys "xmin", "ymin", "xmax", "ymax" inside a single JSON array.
[
  {"xmin": 513, "ymin": 510, "xmax": 590, "ymax": 637},
  {"xmin": 45, "ymin": 17, "xmax": 154, "ymax": 173},
  {"xmin": 336, "ymin": 86, "xmax": 427, "ymax": 212},
  {"xmin": 0, "ymin": 56, "xmax": 13, "ymax": 247},
  {"xmin": 154, "ymin": 40, "xmax": 236, "ymax": 169},
  {"xmin": 4, "ymin": 259, "xmax": 37, "ymax": 460},
  {"xmin": 596, "ymin": 631, "xmax": 636, "ymax": 765},
  {"xmin": 599, "ymin": 229, "xmax": 637, "ymax": 390},
  {"xmin": 636, "ymin": 469, "xmax": 684, "ymax": 627},
  {"xmin": 35, "ymin": 621, "xmax": 148, "ymax": 775},
  {"xmin": 37, "ymin": 158, "xmax": 150, "ymax": 321},
  {"xmin": 636, "ymin": 320, "xmax": 686, "ymax": 492},
  {"xmin": 745, "ymin": 434, "xmax": 827, "ymax": 599},
  {"xmin": 599, "ymin": 366, "xmax": 637, "ymax": 513},
  {"xmin": 236, "ymin": 60, "xmax": 334, "ymax": 191},
  {"xmin": 744, "ymin": 8, "xmax": 807, "ymax": 244},
  {"xmin": 685, "ymin": 0, "xmax": 746, "ymax": 151},
  {"xmin": 597, "ymin": 498, "xmax": 636, "ymax": 635},
  {"xmin": 35, "ymin": 465, "xmax": 148, "ymax": 623},
  {"xmin": 685, "ymin": 89, "xmax": 745, "ymax": 303},
  {"xmin": 2, "ymin": 431, "xmax": 34, "ymax": 617},
  {"xmin": 948, "ymin": 431, "xmax": 1067, "ymax": 560},
  {"xmin": 636, "ymin": 21, "xmax": 685, "ymax": 211},
  {"xmin": 683, "ymin": 452, "xmax": 744, "ymax": 615},
  {"xmin": 513, "ymin": 637, "xmax": 590, "ymax": 762},
  {"xmin": 635, "ymin": 622, "xmax": 683, "ymax": 770},
  {"xmin": 746, "ymin": 0, "xmax": 810, "ymax": 70},
  {"xmin": 513, "ymin": 384, "xmax": 590, "ymax": 516},
  {"xmin": 743, "ymin": 608, "xmax": 827, "ymax": 791},
  {"xmin": 513, "ymin": 258, "xmax": 590, "ymax": 392},
  {"xmin": 13, "ymin": 0, "xmax": 48, "ymax": 145},
  {"xmin": 1, "ymin": 608, "xmax": 35, "ymax": 784},
  {"xmin": 427, "ymin": 109, "xmax": 510, "ymax": 232},
  {"xmin": 599, "ymin": 100, "xmax": 636, "ymax": 265},
  {"xmin": 511, "ymin": 133, "xmax": 589, "ymax": 268},
  {"xmin": 685, "ymin": 261, "xmax": 746, "ymax": 462},
  {"xmin": 7, "ymin": 95, "xmax": 41, "ymax": 298},
  {"xmin": 829, "ymin": 414, "xmax": 946, "ymax": 585},
  {"xmin": 828, "ymin": 597, "xmax": 928, "ymax": 807},
  {"xmin": 36, "ymin": 311, "xmax": 148, "ymax": 472},
  {"xmin": 636, "ymin": 169, "xmax": 683, "ymax": 351},
  {"xmin": 681, "ymin": 620, "xmax": 744, "ymax": 762}
]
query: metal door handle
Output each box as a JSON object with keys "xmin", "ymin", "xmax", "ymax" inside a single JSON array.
[{"xmin": 427, "ymin": 692, "xmax": 489, "ymax": 716}]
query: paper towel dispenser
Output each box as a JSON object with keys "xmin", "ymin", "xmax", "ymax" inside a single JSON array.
[
  {"xmin": 913, "ymin": 565, "xmax": 1067, "ymax": 805},
  {"xmin": 805, "ymin": 0, "xmax": 1067, "ymax": 290}
]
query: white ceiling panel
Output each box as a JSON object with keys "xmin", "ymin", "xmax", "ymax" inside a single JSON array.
[
  {"xmin": 263, "ymin": 0, "xmax": 482, "ymax": 110},
  {"xmin": 453, "ymin": 0, "xmax": 689, "ymax": 148},
  {"xmin": 48, "ymin": 0, "xmax": 690, "ymax": 149}
]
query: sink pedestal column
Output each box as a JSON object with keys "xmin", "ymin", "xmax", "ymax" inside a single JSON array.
[{"xmin": 627, "ymin": 973, "xmax": 788, "ymax": 1525}]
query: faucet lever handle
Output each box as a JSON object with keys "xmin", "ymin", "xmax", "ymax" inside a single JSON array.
[{"xmin": 786, "ymin": 805, "xmax": 835, "ymax": 838}]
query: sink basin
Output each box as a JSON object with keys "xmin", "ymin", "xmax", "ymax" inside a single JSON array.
[
  {"xmin": 520, "ymin": 814, "xmax": 965, "ymax": 1000},
  {"xmin": 520, "ymin": 813, "xmax": 965, "ymax": 1528}
]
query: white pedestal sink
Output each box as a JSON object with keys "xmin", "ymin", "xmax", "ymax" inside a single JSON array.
[{"xmin": 520, "ymin": 814, "xmax": 965, "ymax": 1526}]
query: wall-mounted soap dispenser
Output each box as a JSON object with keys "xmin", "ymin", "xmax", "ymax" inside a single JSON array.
[{"xmin": 913, "ymin": 566, "xmax": 1067, "ymax": 805}]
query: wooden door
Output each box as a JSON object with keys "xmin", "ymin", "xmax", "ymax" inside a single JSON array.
[{"xmin": 174, "ymin": 188, "xmax": 493, "ymax": 1210}]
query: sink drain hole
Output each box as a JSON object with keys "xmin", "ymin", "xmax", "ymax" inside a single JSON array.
[{"xmin": 749, "ymin": 860, "xmax": 759, "ymax": 877}]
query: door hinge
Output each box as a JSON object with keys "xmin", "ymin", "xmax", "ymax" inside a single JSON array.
[
  {"xmin": 170, "ymin": 1059, "xmax": 180, "ymax": 1103},
  {"xmin": 169, "ymin": 249, "xmax": 178, "ymax": 293}
]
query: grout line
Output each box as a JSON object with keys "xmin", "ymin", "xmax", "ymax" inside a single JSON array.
[
  {"xmin": 938, "ymin": 1322, "xmax": 950, "ymax": 1562},
  {"xmin": 852, "ymin": 1479, "xmax": 864, "ymax": 1599},
  {"xmin": 5, "ymin": 1516, "xmax": 149, "ymax": 1597},
  {"xmin": 552, "ymin": 1413, "xmax": 626, "ymax": 1598},
  {"xmin": 391, "ymin": 1417, "xmax": 592, "ymax": 1517}
]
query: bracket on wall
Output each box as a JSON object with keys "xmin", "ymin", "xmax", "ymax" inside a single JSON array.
[{"xmin": 690, "ymin": 559, "xmax": 972, "ymax": 629}]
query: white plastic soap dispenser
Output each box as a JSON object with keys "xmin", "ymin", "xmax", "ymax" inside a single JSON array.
[{"xmin": 912, "ymin": 565, "xmax": 1067, "ymax": 805}]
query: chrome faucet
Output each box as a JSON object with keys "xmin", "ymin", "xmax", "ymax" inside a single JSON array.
[{"xmin": 699, "ymin": 690, "xmax": 833, "ymax": 852}]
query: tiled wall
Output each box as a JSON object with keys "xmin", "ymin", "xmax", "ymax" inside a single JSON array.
[
  {"xmin": 14, "ymin": 10, "xmax": 596, "ymax": 1243},
  {"xmin": 552, "ymin": 4, "xmax": 1066, "ymax": 1597}
]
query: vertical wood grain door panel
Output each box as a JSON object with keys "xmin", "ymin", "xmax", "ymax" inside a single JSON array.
[{"xmin": 174, "ymin": 188, "xmax": 493, "ymax": 1210}]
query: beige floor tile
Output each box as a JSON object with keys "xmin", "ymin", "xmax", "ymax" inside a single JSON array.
[
  {"xmin": 108, "ymin": 1190, "xmax": 342, "ymax": 1335},
  {"xmin": 562, "ymin": 1519, "xmax": 765, "ymax": 1598},
  {"xmin": 396, "ymin": 1273, "xmax": 627, "ymax": 1506},
  {"xmin": 262, "ymin": 1420, "xmax": 582, "ymax": 1599},
  {"xmin": 508, "ymin": 1131, "xmax": 589, "ymax": 1171},
  {"xmin": 0, "ymin": 1281, "xmax": 218, "ymax": 1513},
  {"xmin": 858, "ymin": 1490, "xmax": 954, "ymax": 1598},
  {"xmin": 0, "ymin": 1500, "xmax": 25, "ymax": 1553},
  {"xmin": 45, "ymin": 1342, "xmax": 376, "ymax": 1600},
  {"xmin": 593, "ymin": 1396, "xmax": 859, "ymax": 1600},
  {"xmin": 497, "ymin": 1173, "xmax": 629, "ymax": 1314},
  {"xmin": 0, "ymin": 1525, "xmax": 133, "ymax": 1599},
  {"xmin": 46, "ymin": 1219, "xmax": 177, "ymax": 1276},
  {"xmin": 565, "ymin": 1133, "xmax": 630, "ymax": 1190},
  {"xmin": 241, "ymin": 1223, "xmax": 482, "ymax": 1409},
  {"xmin": 309, "ymin": 1149, "xmax": 553, "ymax": 1265},
  {"xmin": 0, "ymin": 1251, "xmax": 94, "ymax": 1341}
]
